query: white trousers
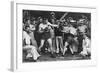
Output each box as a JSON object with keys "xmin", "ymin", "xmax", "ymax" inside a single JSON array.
[
  {"xmin": 80, "ymin": 47, "xmax": 91, "ymax": 56},
  {"xmin": 23, "ymin": 45, "xmax": 40, "ymax": 60}
]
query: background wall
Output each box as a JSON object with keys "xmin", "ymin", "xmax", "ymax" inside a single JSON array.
[{"xmin": 0, "ymin": 0, "xmax": 99, "ymax": 73}]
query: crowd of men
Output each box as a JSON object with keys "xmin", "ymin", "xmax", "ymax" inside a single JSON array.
[{"xmin": 23, "ymin": 12, "xmax": 91, "ymax": 62}]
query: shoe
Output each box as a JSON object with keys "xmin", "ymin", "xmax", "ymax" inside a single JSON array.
[
  {"xmin": 51, "ymin": 53, "xmax": 56, "ymax": 58},
  {"xmin": 33, "ymin": 60, "xmax": 37, "ymax": 62}
]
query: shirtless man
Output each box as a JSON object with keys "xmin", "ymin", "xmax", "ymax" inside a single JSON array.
[{"xmin": 38, "ymin": 18, "xmax": 56, "ymax": 57}]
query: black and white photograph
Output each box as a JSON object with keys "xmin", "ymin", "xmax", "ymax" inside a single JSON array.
[
  {"xmin": 11, "ymin": 2, "xmax": 97, "ymax": 71},
  {"xmin": 22, "ymin": 10, "xmax": 91, "ymax": 62}
]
